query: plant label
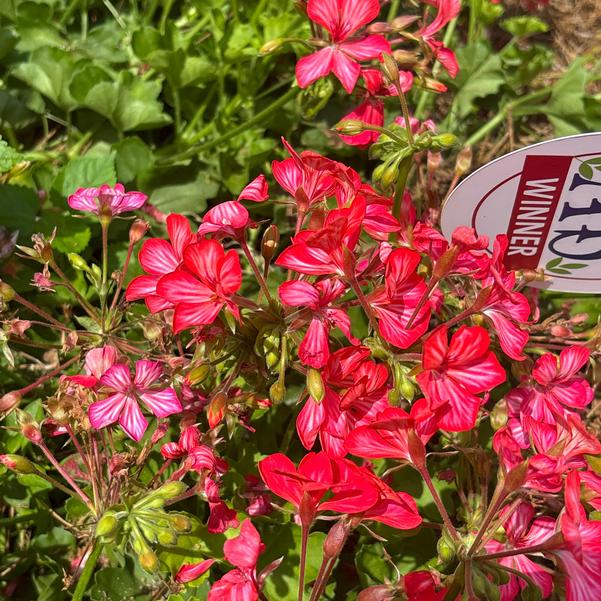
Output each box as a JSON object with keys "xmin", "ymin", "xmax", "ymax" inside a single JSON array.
[{"xmin": 441, "ymin": 132, "xmax": 601, "ymax": 292}]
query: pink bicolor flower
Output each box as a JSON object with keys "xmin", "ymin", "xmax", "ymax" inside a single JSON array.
[
  {"xmin": 156, "ymin": 239, "xmax": 242, "ymax": 333},
  {"xmin": 296, "ymin": 0, "xmax": 391, "ymax": 94},
  {"xmin": 339, "ymin": 69, "xmax": 414, "ymax": 147},
  {"xmin": 88, "ymin": 360, "xmax": 182, "ymax": 442},
  {"xmin": 197, "ymin": 201, "xmax": 253, "ymax": 240},
  {"xmin": 484, "ymin": 502, "xmax": 555, "ymax": 601},
  {"xmin": 126, "ymin": 214, "xmax": 195, "ymax": 313},
  {"xmin": 367, "ymin": 247, "xmax": 431, "ymax": 349},
  {"xmin": 205, "ymin": 478, "xmax": 239, "ymax": 534},
  {"xmin": 418, "ymin": 0, "xmax": 461, "ymax": 77},
  {"xmin": 279, "ymin": 278, "xmax": 358, "ymax": 368},
  {"xmin": 208, "ymin": 519, "xmax": 265, "ymax": 601},
  {"xmin": 554, "ymin": 471, "xmax": 601, "ymax": 601},
  {"xmin": 65, "ymin": 345, "xmax": 118, "ymax": 388},
  {"xmin": 67, "ymin": 184, "xmax": 147, "ymax": 217},
  {"xmin": 416, "ymin": 326, "xmax": 506, "ymax": 432},
  {"xmin": 238, "ymin": 174, "xmax": 269, "ymax": 202}
]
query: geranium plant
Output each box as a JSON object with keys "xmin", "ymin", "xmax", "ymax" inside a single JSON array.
[{"xmin": 0, "ymin": 1, "xmax": 600, "ymax": 601}]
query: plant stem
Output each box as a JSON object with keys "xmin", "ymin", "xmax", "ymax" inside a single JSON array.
[
  {"xmin": 12, "ymin": 292, "xmax": 65, "ymax": 329},
  {"xmin": 391, "ymin": 158, "xmax": 412, "ymax": 222},
  {"xmin": 15, "ymin": 354, "xmax": 81, "ymax": 398},
  {"xmin": 418, "ymin": 466, "xmax": 460, "ymax": 541},
  {"xmin": 298, "ymin": 524, "xmax": 309, "ymax": 601},
  {"xmin": 50, "ymin": 260, "xmax": 101, "ymax": 324},
  {"xmin": 0, "ymin": 513, "xmax": 37, "ymax": 527},
  {"xmin": 71, "ymin": 539, "xmax": 103, "ymax": 601},
  {"xmin": 160, "ymin": 87, "xmax": 300, "ymax": 164},
  {"xmin": 240, "ymin": 239, "xmax": 274, "ymax": 305},
  {"xmin": 474, "ymin": 538, "xmax": 560, "ymax": 561}
]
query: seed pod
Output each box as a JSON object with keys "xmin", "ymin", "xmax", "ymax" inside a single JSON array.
[
  {"xmin": 269, "ymin": 379, "xmax": 286, "ymax": 404},
  {"xmin": 381, "ymin": 53, "xmax": 400, "ymax": 86},
  {"xmin": 306, "ymin": 368, "xmax": 325, "ymax": 403}
]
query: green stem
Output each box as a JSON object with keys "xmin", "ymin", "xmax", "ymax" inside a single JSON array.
[
  {"xmin": 387, "ymin": 0, "xmax": 400, "ymax": 20},
  {"xmin": 391, "ymin": 158, "xmax": 412, "ymax": 221},
  {"xmin": 71, "ymin": 539, "xmax": 102, "ymax": 601},
  {"xmin": 298, "ymin": 524, "xmax": 309, "ymax": 601},
  {"xmin": 0, "ymin": 513, "xmax": 37, "ymax": 527},
  {"xmin": 463, "ymin": 89, "xmax": 551, "ymax": 147},
  {"xmin": 160, "ymin": 87, "xmax": 299, "ymax": 164},
  {"xmin": 418, "ymin": 466, "xmax": 461, "ymax": 542},
  {"xmin": 468, "ymin": 0, "xmax": 481, "ymax": 45}
]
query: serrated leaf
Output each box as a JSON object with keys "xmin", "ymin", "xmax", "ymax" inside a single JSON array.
[
  {"xmin": 449, "ymin": 43, "xmax": 505, "ymax": 119},
  {"xmin": 114, "ymin": 137, "xmax": 155, "ymax": 183},
  {"xmin": 58, "ymin": 153, "xmax": 117, "ymax": 197},
  {"xmin": 0, "ymin": 136, "xmax": 23, "ymax": 174},
  {"xmin": 0, "ymin": 184, "xmax": 39, "ymax": 240}
]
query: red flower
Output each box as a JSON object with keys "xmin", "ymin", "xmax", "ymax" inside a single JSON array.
[
  {"xmin": 156, "ymin": 239, "xmax": 242, "ymax": 333},
  {"xmin": 367, "ymin": 247, "xmax": 431, "ymax": 349},
  {"xmin": 175, "ymin": 558, "xmax": 215, "ymax": 584},
  {"xmin": 205, "ymin": 478, "xmax": 239, "ymax": 534},
  {"xmin": 345, "ymin": 399, "xmax": 444, "ymax": 463},
  {"xmin": 338, "ymin": 69, "xmax": 413, "ymax": 147},
  {"xmin": 279, "ymin": 278, "xmax": 358, "ymax": 368},
  {"xmin": 416, "ymin": 326, "xmax": 506, "ymax": 431},
  {"xmin": 126, "ymin": 214, "xmax": 195, "ymax": 313},
  {"xmin": 296, "ymin": 0, "xmax": 391, "ymax": 94},
  {"xmin": 208, "ymin": 519, "xmax": 265, "ymax": 601},
  {"xmin": 554, "ymin": 471, "xmax": 601, "ymax": 601},
  {"xmin": 484, "ymin": 502, "xmax": 555, "ymax": 601},
  {"xmin": 418, "ymin": 0, "xmax": 461, "ymax": 77}
]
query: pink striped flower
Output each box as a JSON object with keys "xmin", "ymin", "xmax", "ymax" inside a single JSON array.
[
  {"xmin": 296, "ymin": 0, "xmax": 391, "ymax": 94},
  {"xmin": 88, "ymin": 360, "xmax": 182, "ymax": 442},
  {"xmin": 67, "ymin": 184, "xmax": 147, "ymax": 217}
]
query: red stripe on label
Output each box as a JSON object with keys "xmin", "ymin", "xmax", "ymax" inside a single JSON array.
[{"xmin": 504, "ymin": 155, "xmax": 572, "ymax": 270}]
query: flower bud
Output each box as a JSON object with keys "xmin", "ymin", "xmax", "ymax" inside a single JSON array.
[
  {"xmin": 269, "ymin": 379, "xmax": 286, "ymax": 404},
  {"xmin": 521, "ymin": 582, "xmax": 543, "ymax": 601},
  {"xmin": 265, "ymin": 351, "xmax": 280, "ymax": 371},
  {"xmin": 261, "ymin": 225, "xmax": 280, "ymax": 263},
  {"xmin": 21, "ymin": 422, "xmax": 43, "ymax": 444},
  {"xmin": 335, "ymin": 120, "xmax": 366, "ymax": 136},
  {"xmin": 67, "ymin": 253, "xmax": 90, "ymax": 272},
  {"xmin": 489, "ymin": 399, "xmax": 508, "ymax": 431},
  {"xmin": 431, "ymin": 133, "xmax": 457, "ymax": 149},
  {"xmin": 157, "ymin": 529, "xmax": 177, "ymax": 545},
  {"xmin": 381, "ymin": 53, "xmax": 400, "ymax": 86},
  {"xmin": 95, "ymin": 513, "xmax": 119, "ymax": 538},
  {"xmin": 187, "ymin": 364, "xmax": 211, "ymax": 385},
  {"xmin": 407, "ymin": 429, "xmax": 426, "ymax": 469},
  {"xmin": 365, "ymin": 22, "xmax": 394, "ymax": 35},
  {"xmin": 0, "ymin": 391, "xmax": 21, "ymax": 413},
  {"xmin": 298, "ymin": 491, "xmax": 316, "ymax": 528},
  {"xmin": 454, "ymin": 146, "xmax": 472, "ymax": 177},
  {"xmin": 0, "ymin": 281, "xmax": 15, "ymax": 301},
  {"xmin": 306, "ymin": 368, "xmax": 325, "ymax": 403},
  {"xmin": 392, "ymin": 49, "xmax": 419, "ymax": 68},
  {"xmin": 155, "ymin": 481, "xmax": 187, "ymax": 500},
  {"xmin": 207, "ymin": 392, "xmax": 227, "ymax": 428},
  {"xmin": 437, "ymin": 528, "xmax": 457, "ymax": 563},
  {"xmin": 502, "ymin": 460, "xmax": 528, "ymax": 494},
  {"xmin": 0, "ymin": 453, "xmax": 36, "ymax": 474},
  {"xmin": 427, "ymin": 151, "xmax": 442, "ymax": 178},
  {"xmin": 357, "ymin": 584, "xmax": 398, "ymax": 601},
  {"xmin": 129, "ymin": 219, "xmax": 149, "ymax": 244},
  {"xmin": 391, "ymin": 15, "xmax": 420, "ymax": 30},
  {"xmin": 138, "ymin": 550, "xmax": 159, "ymax": 572},
  {"xmin": 170, "ymin": 514, "xmax": 192, "ymax": 532},
  {"xmin": 323, "ymin": 519, "xmax": 350, "ymax": 559},
  {"xmin": 259, "ymin": 38, "xmax": 285, "ymax": 55}
]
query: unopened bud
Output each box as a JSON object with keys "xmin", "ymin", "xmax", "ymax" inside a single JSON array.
[
  {"xmin": 0, "ymin": 281, "xmax": 15, "ymax": 301},
  {"xmin": 433, "ymin": 246, "xmax": 459, "ymax": 278},
  {"xmin": 129, "ymin": 219, "xmax": 149, "ymax": 244},
  {"xmin": 0, "ymin": 391, "xmax": 21, "ymax": 413},
  {"xmin": 21, "ymin": 423, "xmax": 43, "ymax": 444},
  {"xmin": 323, "ymin": 519, "xmax": 350, "ymax": 559},
  {"xmin": 432, "ymin": 133, "xmax": 457, "ymax": 149},
  {"xmin": 489, "ymin": 399, "xmax": 508, "ymax": 431},
  {"xmin": 269, "ymin": 379, "xmax": 286, "ymax": 404},
  {"xmin": 381, "ymin": 53, "xmax": 400, "ymax": 86},
  {"xmin": 392, "ymin": 49, "xmax": 419, "ymax": 68},
  {"xmin": 95, "ymin": 513, "xmax": 119, "ymax": 538},
  {"xmin": 454, "ymin": 146, "xmax": 472, "ymax": 177},
  {"xmin": 437, "ymin": 528, "xmax": 457, "ymax": 563},
  {"xmin": 306, "ymin": 368, "xmax": 325, "ymax": 403},
  {"xmin": 423, "ymin": 77, "xmax": 448, "ymax": 93},
  {"xmin": 399, "ymin": 375, "xmax": 415, "ymax": 402},
  {"xmin": 261, "ymin": 225, "xmax": 280, "ymax": 262},
  {"xmin": 550, "ymin": 325, "xmax": 571, "ymax": 338},
  {"xmin": 139, "ymin": 550, "xmax": 159, "ymax": 572},
  {"xmin": 187, "ymin": 364, "xmax": 210, "ymax": 385},
  {"xmin": 365, "ymin": 22, "xmax": 393, "ymax": 35},
  {"xmin": 298, "ymin": 491, "xmax": 316, "ymax": 528},
  {"xmin": 0, "ymin": 453, "xmax": 36, "ymax": 473},
  {"xmin": 155, "ymin": 481, "xmax": 187, "ymax": 500},
  {"xmin": 265, "ymin": 351, "xmax": 279, "ymax": 370},
  {"xmin": 336, "ymin": 120, "xmax": 365, "ymax": 136},
  {"xmin": 259, "ymin": 38, "xmax": 285, "ymax": 55},
  {"xmin": 171, "ymin": 514, "xmax": 192, "ymax": 532},
  {"xmin": 427, "ymin": 151, "xmax": 442, "ymax": 177},
  {"xmin": 208, "ymin": 392, "xmax": 227, "ymax": 428},
  {"xmin": 67, "ymin": 253, "xmax": 90, "ymax": 272},
  {"xmin": 391, "ymin": 15, "xmax": 420, "ymax": 30},
  {"xmin": 141, "ymin": 319, "xmax": 163, "ymax": 341},
  {"xmin": 157, "ymin": 529, "xmax": 177, "ymax": 545}
]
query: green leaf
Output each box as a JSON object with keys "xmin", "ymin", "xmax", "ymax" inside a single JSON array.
[
  {"xmin": 90, "ymin": 567, "xmax": 138, "ymax": 601},
  {"xmin": 0, "ymin": 136, "xmax": 23, "ymax": 174},
  {"xmin": 11, "ymin": 47, "xmax": 78, "ymax": 110},
  {"xmin": 16, "ymin": 473, "xmax": 53, "ymax": 493},
  {"xmin": 57, "ymin": 153, "xmax": 117, "ymax": 197},
  {"xmin": 449, "ymin": 43, "xmax": 505, "ymax": 119},
  {"xmin": 148, "ymin": 171, "xmax": 218, "ymax": 214},
  {"xmin": 501, "ymin": 16, "xmax": 549, "ymax": 38},
  {"xmin": 113, "ymin": 74, "xmax": 172, "ymax": 132},
  {"xmin": 0, "ymin": 184, "xmax": 39, "ymax": 240},
  {"xmin": 114, "ymin": 137, "xmax": 155, "ymax": 183},
  {"xmin": 546, "ymin": 60, "xmax": 589, "ymax": 136},
  {"xmin": 69, "ymin": 62, "xmax": 113, "ymax": 104}
]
